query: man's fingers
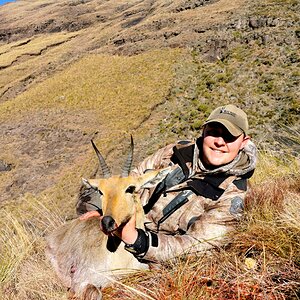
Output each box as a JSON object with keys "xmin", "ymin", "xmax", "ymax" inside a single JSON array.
[{"xmin": 79, "ymin": 210, "xmax": 101, "ymax": 220}]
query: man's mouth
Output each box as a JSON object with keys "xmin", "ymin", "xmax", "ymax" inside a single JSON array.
[{"xmin": 211, "ymin": 148, "xmax": 226, "ymax": 153}]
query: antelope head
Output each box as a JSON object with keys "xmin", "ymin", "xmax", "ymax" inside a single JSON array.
[{"xmin": 82, "ymin": 136, "xmax": 170, "ymax": 235}]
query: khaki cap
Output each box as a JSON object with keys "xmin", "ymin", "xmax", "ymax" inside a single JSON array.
[{"xmin": 203, "ymin": 104, "xmax": 248, "ymax": 136}]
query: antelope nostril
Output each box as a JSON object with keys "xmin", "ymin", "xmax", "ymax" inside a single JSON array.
[{"xmin": 101, "ymin": 216, "xmax": 116, "ymax": 232}]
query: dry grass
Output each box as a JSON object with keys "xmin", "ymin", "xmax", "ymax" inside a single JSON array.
[
  {"xmin": 0, "ymin": 32, "xmax": 78, "ymax": 98},
  {"xmin": 0, "ymin": 48, "xmax": 182, "ymax": 124},
  {"xmin": 0, "ymin": 0, "xmax": 248, "ymax": 104},
  {"xmin": 0, "ymin": 32, "xmax": 77, "ymax": 68},
  {"xmin": 0, "ymin": 195, "xmax": 67, "ymax": 300}
]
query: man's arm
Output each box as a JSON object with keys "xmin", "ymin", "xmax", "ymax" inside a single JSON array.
[{"xmin": 124, "ymin": 181, "xmax": 247, "ymax": 262}]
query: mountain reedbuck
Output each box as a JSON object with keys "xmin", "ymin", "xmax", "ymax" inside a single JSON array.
[{"xmin": 46, "ymin": 137, "xmax": 170, "ymax": 300}]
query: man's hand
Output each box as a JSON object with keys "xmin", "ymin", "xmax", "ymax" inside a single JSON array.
[
  {"xmin": 118, "ymin": 211, "xmax": 138, "ymax": 244},
  {"xmin": 79, "ymin": 210, "xmax": 138, "ymax": 244}
]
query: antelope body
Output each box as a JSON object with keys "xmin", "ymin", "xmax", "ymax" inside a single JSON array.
[{"xmin": 46, "ymin": 138, "xmax": 170, "ymax": 299}]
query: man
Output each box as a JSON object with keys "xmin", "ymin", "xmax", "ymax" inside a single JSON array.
[
  {"xmin": 80, "ymin": 104, "xmax": 257, "ymax": 262},
  {"xmin": 119, "ymin": 104, "xmax": 257, "ymax": 262}
]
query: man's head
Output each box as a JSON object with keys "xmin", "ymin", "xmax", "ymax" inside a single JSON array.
[
  {"xmin": 203, "ymin": 104, "xmax": 248, "ymax": 136},
  {"xmin": 201, "ymin": 105, "xmax": 250, "ymax": 167}
]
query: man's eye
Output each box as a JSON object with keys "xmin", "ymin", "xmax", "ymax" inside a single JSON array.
[
  {"xmin": 206, "ymin": 129, "xmax": 219, "ymax": 137},
  {"xmin": 223, "ymin": 135, "xmax": 237, "ymax": 143},
  {"xmin": 206, "ymin": 129, "xmax": 237, "ymax": 143}
]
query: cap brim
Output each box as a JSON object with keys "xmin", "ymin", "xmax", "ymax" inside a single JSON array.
[{"xmin": 203, "ymin": 119, "xmax": 243, "ymax": 136}]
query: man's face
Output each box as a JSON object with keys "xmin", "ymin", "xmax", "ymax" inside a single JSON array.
[{"xmin": 202, "ymin": 123, "xmax": 249, "ymax": 167}]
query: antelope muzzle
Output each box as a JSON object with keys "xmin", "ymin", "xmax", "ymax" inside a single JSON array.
[{"xmin": 101, "ymin": 216, "xmax": 118, "ymax": 234}]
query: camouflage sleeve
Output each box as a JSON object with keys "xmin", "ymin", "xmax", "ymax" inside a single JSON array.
[
  {"xmin": 141, "ymin": 181, "xmax": 247, "ymax": 262},
  {"xmin": 131, "ymin": 143, "xmax": 176, "ymax": 176}
]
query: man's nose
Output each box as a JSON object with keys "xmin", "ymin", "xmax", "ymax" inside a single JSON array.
[{"xmin": 214, "ymin": 136, "xmax": 226, "ymax": 146}]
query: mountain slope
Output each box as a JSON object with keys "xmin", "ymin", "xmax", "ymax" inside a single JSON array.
[{"xmin": 0, "ymin": 0, "xmax": 247, "ymax": 102}]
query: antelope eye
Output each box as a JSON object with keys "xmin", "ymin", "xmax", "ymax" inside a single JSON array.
[{"xmin": 125, "ymin": 185, "xmax": 136, "ymax": 194}]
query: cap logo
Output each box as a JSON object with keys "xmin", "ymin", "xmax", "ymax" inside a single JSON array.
[{"xmin": 220, "ymin": 107, "xmax": 236, "ymax": 117}]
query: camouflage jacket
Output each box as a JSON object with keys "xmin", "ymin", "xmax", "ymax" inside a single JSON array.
[{"xmin": 131, "ymin": 138, "xmax": 257, "ymax": 262}]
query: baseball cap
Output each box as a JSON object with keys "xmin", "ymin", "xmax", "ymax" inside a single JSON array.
[{"xmin": 203, "ymin": 104, "xmax": 248, "ymax": 136}]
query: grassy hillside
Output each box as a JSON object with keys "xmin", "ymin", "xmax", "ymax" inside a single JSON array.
[
  {"xmin": 0, "ymin": 48, "xmax": 184, "ymax": 205},
  {"xmin": 0, "ymin": 0, "xmax": 299, "ymax": 299}
]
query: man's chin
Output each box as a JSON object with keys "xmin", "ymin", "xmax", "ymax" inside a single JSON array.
[
  {"xmin": 206, "ymin": 156, "xmax": 233, "ymax": 168},
  {"xmin": 206, "ymin": 155, "xmax": 227, "ymax": 166}
]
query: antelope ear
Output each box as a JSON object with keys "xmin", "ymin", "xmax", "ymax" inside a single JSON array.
[
  {"xmin": 82, "ymin": 178, "xmax": 98, "ymax": 190},
  {"xmin": 82, "ymin": 178, "xmax": 91, "ymax": 188},
  {"xmin": 140, "ymin": 167, "xmax": 172, "ymax": 189}
]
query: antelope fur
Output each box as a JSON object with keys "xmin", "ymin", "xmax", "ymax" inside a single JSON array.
[{"xmin": 46, "ymin": 139, "xmax": 170, "ymax": 300}]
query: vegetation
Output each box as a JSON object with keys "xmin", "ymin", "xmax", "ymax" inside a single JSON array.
[{"xmin": 158, "ymin": 51, "xmax": 299, "ymax": 153}]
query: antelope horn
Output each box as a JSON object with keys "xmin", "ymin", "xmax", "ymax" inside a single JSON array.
[
  {"xmin": 121, "ymin": 135, "xmax": 134, "ymax": 177},
  {"xmin": 91, "ymin": 140, "xmax": 111, "ymax": 178}
]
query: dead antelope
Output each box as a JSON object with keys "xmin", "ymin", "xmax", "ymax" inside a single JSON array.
[{"xmin": 46, "ymin": 137, "xmax": 170, "ymax": 299}]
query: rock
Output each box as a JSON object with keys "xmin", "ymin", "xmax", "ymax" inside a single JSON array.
[
  {"xmin": 261, "ymin": 34, "xmax": 270, "ymax": 45},
  {"xmin": 249, "ymin": 17, "xmax": 267, "ymax": 29},
  {"xmin": 267, "ymin": 17, "xmax": 279, "ymax": 27},
  {"xmin": 0, "ymin": 160, "xmax": 12, "ymax": 172},
  {"xmin": 204, "ymin": 38, "xmax": 228, "ymax": 62}
]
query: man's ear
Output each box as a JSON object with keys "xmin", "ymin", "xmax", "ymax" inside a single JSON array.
[
  {"xmin": 240, "ymin": 135, "xmax": 250, "ymax": 149},
  {"xmin": 139, "ymin": 167, "xmax": 171, "ymax": 190}
]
